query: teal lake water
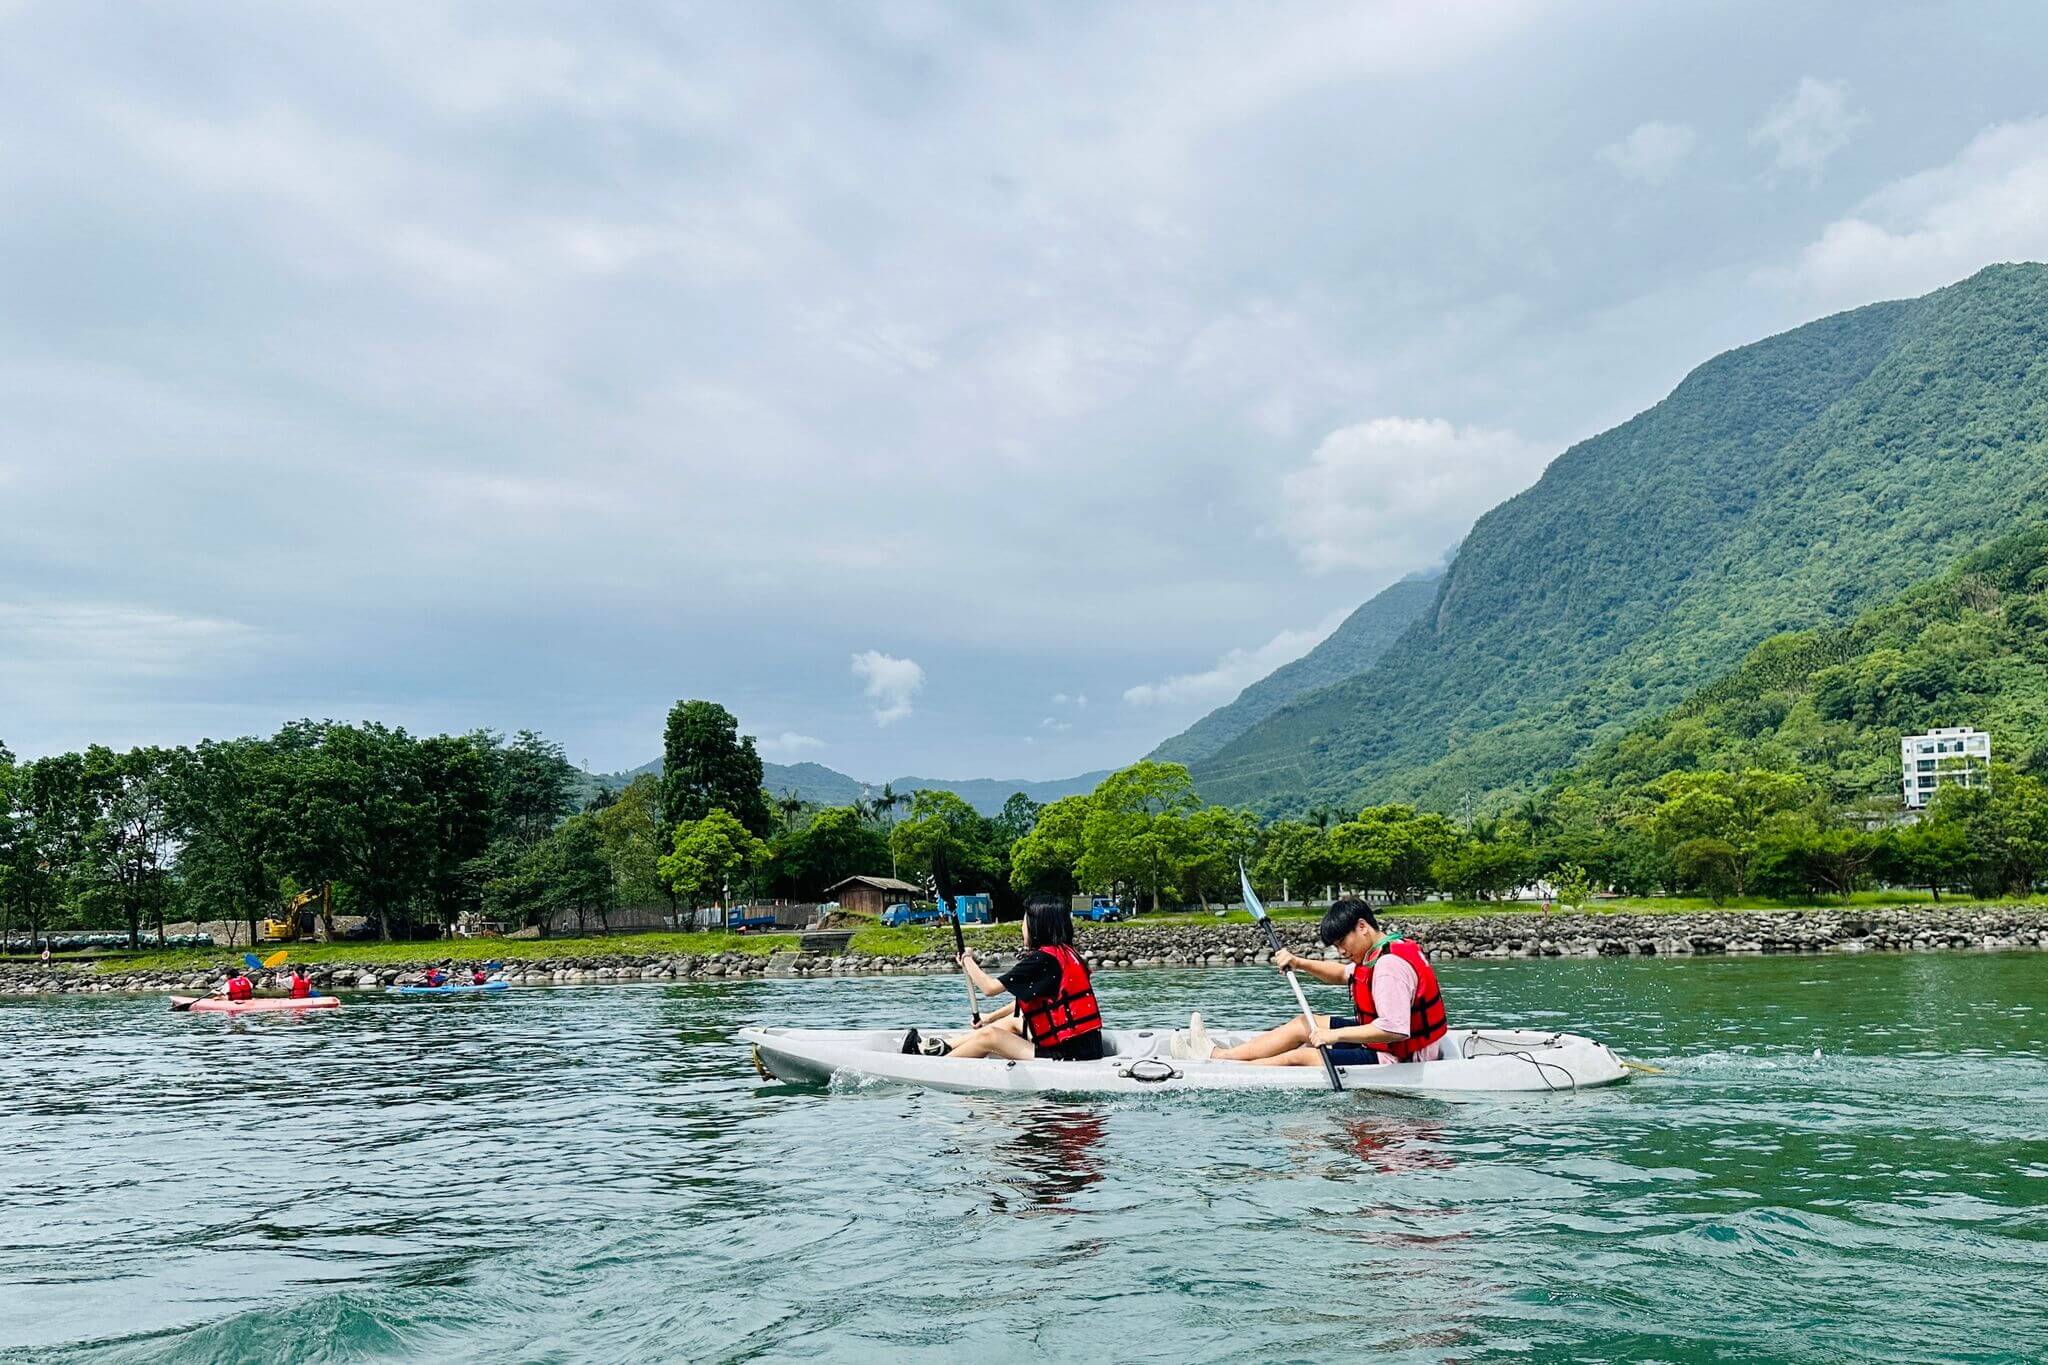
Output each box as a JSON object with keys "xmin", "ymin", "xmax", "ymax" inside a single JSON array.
[{"xmin": 3, "ymin": 954, "xmax": 2045, "ymax": 1362}]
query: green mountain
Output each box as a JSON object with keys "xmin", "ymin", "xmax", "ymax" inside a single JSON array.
[
  {"xmin": 1563, "ymin": 526, "xmax": 2048, "ymax": 800},
  {"xmin": 584, "ymin": 757, "xmax": 1105, "ymax": 816},
  {"xmin": 1148, "ymin": 571, "xmax": 1440, "ymax": 765},
  {"xmin": 1196, "ymin": 263, "xmax": 2048, "ymax": 814}
]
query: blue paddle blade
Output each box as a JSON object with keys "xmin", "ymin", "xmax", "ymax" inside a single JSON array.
[
  {"xmin": 1238, "ymin": 862, "xmax": 1268, "ymax": 921},
  {"xmin": 242, "ymin": 952, "xmax": 263, "ymax": 970}
]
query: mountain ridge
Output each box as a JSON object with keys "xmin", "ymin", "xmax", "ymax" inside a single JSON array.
[
  {"xmin": 1194, "ymin": 262, "xmax": 2048, "ymax": 814},
  {"xmin": 587, "ymin": 757, "xmax": 1109, "ymax": 816},
  {"xmin": 1147, "ymin": 571, "xmax": 1440, "ymax": 766}
]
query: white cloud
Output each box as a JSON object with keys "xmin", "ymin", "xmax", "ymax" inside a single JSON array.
[
  {"xmin": 1123, "ymin": 609, "xmax": 1347, "ymax": 708},
  {"xmin": 850, "ymin": 650, "xmax": 925, "ymax": 725},
  {"xmin": 1039, "ymin": 716, "xmax": 1072, "ymax": 733},
  {"xmin": 1050, "ymin": 692, "xmax": 1088, "ymax": 707},
  {"xmin": 1599, "ymin": 121, "xmax": 1697, "ymax": 184},
  {"xmin": 757, "ymin": 730, "xmax": 825, "ymax": 757},
  {"xmin": 1277, "ymin": 417, "xmax": 1547, "ymax": 575},
  {"xmin": 1752, "ymin": 77, "xmax": 1863, "ymax": 176},
  {"xmin": 0, "ymin": 602, "xmax": 261, "ymax": 683},
  {"xmin": 1768, "ymin": 116, "xmax": 2048, "ymax": 310}
]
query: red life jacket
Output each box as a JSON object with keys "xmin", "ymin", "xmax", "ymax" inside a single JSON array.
[
  {"xmin": 471, "ymin": 970, "xmax": 488, "ymax": 985},
  {"xmin": 1017, "ymin": 945, "xmax": 1102, "ymax": 1049},
  {"xmin": 289, "ymin": 974, "xmax": 311, "ymax": 999},
  {"xmin": 425, "ymin": 970, "xmax": 445, "ymax": 987},
  {"xmin": 226, "ymin": 975, "xmax": 253, "ymax": 1002},
  {"xmin": 1348, "ymin": 936, "xmax": 1447, "ymax": 1061}
]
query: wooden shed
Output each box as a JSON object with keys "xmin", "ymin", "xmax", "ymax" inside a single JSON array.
[{"xmin": 823, "ymin": 875, "xmax": 924, "ymax": 917}]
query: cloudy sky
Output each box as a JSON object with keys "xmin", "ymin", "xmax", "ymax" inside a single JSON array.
[{"xmin": 5, "ymin": 2, "xmax": 2048, "ymax": 781}]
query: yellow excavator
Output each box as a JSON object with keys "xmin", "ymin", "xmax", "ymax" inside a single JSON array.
[{"xmin": 260, "ymin": 883, "xmax": 333, "ymax": 943}]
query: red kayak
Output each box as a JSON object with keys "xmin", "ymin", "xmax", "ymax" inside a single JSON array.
[{"xmin": 170, "ymin": 995, "xmax": 341, "ymax": 1014}]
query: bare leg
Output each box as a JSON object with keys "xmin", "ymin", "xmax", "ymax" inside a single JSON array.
[
  {"xmin": 1240, "ymin": 1045, "xmax": 1334, "ymax": 1068},
  {"xmin": 945, "ymin": 1022, "xmax": 1038, "ymax": 1060},
  {"xmin": 1213, "ymin": 1014, "xmax": 1328, "ymax": 1062}
]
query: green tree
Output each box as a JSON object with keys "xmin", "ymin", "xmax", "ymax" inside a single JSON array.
[
  {"xmin": 661, "ymin": 701, "xmax": 770, "ymax": 836},
  {"xmin": 889, "ymin": 790, "xmax": 1002, "ymax": 886},
  {"xmin": 1550, "ymin": 861, "xmax": 1593, "ymax": 911},
  {"xmin": 1252, "ymin": 820, "xmax": 1332, "ymax": 904},
  {"xmin": 492, "ymin": 729, "xmax": 576, "ymax": 846},
  {"xmin": 995, "ymin": 792, "xmax": 1041, "ymax": 845},
  {"xmin": 770, "ymin": 804, "xmax": 889, "ymax": 900},
  {"xmin": 1181, "ymin": 805, "xmax": 1259, "ymax": 910},
  {"xmin": 1670, "ymin": 836, "xmax": 1741, "ymax": 904},
  {"xmin": 592, "ymin": 774, "xmax": 669, "ymax": 908},
  {"xmin": 659, "ymin": 808, "xmax": 769, "ymax": 910},
  {"xmin": 1327, "ymin": 804, "xmax": 1461, "ymax": 903},
  {"xmin": 81, "ymin": 745, "xmax": 179, "ymax": 948},
  {"xmin": 418, "ymin": 733, "xmax": 496, "ymax": 931},
  {"xmin": 1075, "ymin": 762, "xmax": 1201, "ymax": 911},
  {"xmin": 1433, "ymin": 839, "xmax": 1536, "ymax": 901},
  {"xmin": 1008, "ymin": 795, "xmax": 1089, "ymax": 899}
]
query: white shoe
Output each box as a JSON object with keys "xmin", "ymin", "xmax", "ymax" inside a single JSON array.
[{"xmin": 1187, "ymin": 1012, "xmax": 1214, "ymax": 1061}]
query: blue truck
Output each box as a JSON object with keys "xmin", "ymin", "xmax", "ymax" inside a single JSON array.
[
  {"xmin": 1080, "ymin": 895, "xmax": 1132, "ymax": 923},
  {"xmin": 879, "ymin": 902, "xmax": 948, "ymax": 928},
  {"xmin": 880, "ymin": 895, "xmax": 993, "ymax": 927},
  {"xmin": 725, "ymin": 908, "xmax": 780, "ymax": 932}
]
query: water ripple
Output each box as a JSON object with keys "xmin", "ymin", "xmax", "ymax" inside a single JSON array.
[{"xmin": 3, "ymin": 953, "xmax": 2044, "ymax": 1362}]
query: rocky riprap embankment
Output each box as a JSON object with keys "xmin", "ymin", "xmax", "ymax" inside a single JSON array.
[{"xmin": 5, "ymin": 905, "xmax": 2045, "ymax": 997}]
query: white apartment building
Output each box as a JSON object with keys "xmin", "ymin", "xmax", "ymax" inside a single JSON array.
[{"xmin": 1901, "ymin": 726, "xmax": 1991, "ymax": 808}]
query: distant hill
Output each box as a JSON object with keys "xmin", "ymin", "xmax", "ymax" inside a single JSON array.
[
  {"xmin": 1561, "ymin": 525, "xmax": 2048, "ymax": 800},
  {"xmin": 1148, "ymin": 572, "xmax": 1440, "ymax": 765},
  {"xmin": 1195, "ymin": 263, "xmax": 2048, "ymax": 814},
  {"xmin": 580, "ymin": 757, "xmax": 1108, "ymax": 816}
]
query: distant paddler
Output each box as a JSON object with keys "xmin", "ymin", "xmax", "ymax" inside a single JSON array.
[
  {"xmin": 1207, "ymin": 899, "xmax": 1448, "ymax": 1068},
  {"xmin": 900, "ymin": 902, "xmax": 1105, "ymax": 1062}
]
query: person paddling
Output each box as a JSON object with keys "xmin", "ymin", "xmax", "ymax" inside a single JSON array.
[
  {"xmin": 422, "ymin": 966, "xmax": 448, "ymax": 988},
  {"xmin": 470, "ymin": 966, "xmax": 489, "ymax": 986},
  {"xmin": 1208, "ymin": 899, "xmax": 1447, "ymax": 1068},
  {"xmin": 288, "ymin": 966, "xmax": 313, "ymax": 999},
  {"xmin": 221, "ymin": 967, "xmax": 255, "ymax": 1003},
  {"xmin": 904, "ymin": 902, "xmax": 1104, "ymax": 1062}
]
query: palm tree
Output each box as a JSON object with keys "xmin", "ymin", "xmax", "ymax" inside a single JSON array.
[
  {"xmin": 1509, "ymin": 793, "xmax": 1554, "ymax": 839},
  {"xmin": 775, "ymin": 790, "xmax": 804, "ymax": 833},
  {"xmin": 876, "ymin": 783, "xmax": 906, "ymax": 827}
]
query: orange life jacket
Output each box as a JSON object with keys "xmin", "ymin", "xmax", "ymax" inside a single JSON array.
[
  {"xmin": 1348, "ymin": 936, "xmax": 1447, "ymax": 1061},
  {"xmin": 1018, "ymin": 945, "xmax": 1102, "ymax": 1049}
]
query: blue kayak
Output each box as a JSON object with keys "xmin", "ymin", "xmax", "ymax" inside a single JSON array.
[{"xmin": 386, "ymin": 981, "xmax": 509, "ymax": 996}]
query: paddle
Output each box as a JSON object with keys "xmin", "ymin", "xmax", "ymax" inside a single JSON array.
[
  {"xmin": 242, "ymin": 952, "xmax": 263, "ymax": 971},
  {"xmin": 1240, "ymin": 862, "xmax": 1343, "ymax": 1093},
  {"xmin": 929, "ymin": 858, "xmax": 981, "ymax": 1027},
  {"xmin": 263, "ymin": 949, "xmax": 289, "ymax": 969}
]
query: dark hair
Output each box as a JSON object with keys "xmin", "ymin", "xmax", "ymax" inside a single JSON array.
[
  {"xmin": 1319, "ymin": 898, "xmax": 1380, "ymax": 946},
  {"xmin": 1023, "ymin": 902, "xmax": 1076, "ymax": 950}
]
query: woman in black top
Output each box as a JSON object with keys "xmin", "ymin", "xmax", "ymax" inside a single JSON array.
[{"xmin": 914, "ymin": 903, "xmax": 1106, "ymax": 1062}]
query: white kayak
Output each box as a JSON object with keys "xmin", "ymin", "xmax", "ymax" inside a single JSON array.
[{"xmin": 739, "ymin": 1025, "xmax": 1631, "ymax": 1095}]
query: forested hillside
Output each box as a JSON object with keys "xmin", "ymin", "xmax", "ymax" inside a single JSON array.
[
  {"xmin": 1563, "ymin": 527, "xmax": 2048, "ymax": 801},
  {"xmin": 1197, "ymin": 263, "xmax": 2048, "ymax": 814},
  {"xmin": 1148, "ymin": 571, "xmax": 1439, "ymax": 765},
  {"xmin": 585, "ymin": 757, "xmax": 1104, "ymax": 817}
]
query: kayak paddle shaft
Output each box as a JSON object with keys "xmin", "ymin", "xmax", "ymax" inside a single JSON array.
[
  {"xmin": 1241, "ymin": 863, "xmax": 1342, "ymax": 1093},
  {"xmin": 950, "ymin": 906, "xmax": 980, "ymax": 1026}
]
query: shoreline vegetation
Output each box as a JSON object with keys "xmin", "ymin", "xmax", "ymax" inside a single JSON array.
[{"xmin": 5, "ymin": 902, "xmax": 2043, "ymax": 998}]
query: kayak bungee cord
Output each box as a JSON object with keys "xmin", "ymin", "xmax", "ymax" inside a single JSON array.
[{"xmin": 1467, "ymin": 1032, "xmax": 1579, "ymax": 1092}]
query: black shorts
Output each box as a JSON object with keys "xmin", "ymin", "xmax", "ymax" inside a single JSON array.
[
  {"xmin": 1323, "ymin": 1017, "xmax": 1383, "ymax": 1068},
  {"xmin": 1035, "ymin": 1031, "xmax": 1106, "ymax": 1062}
]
